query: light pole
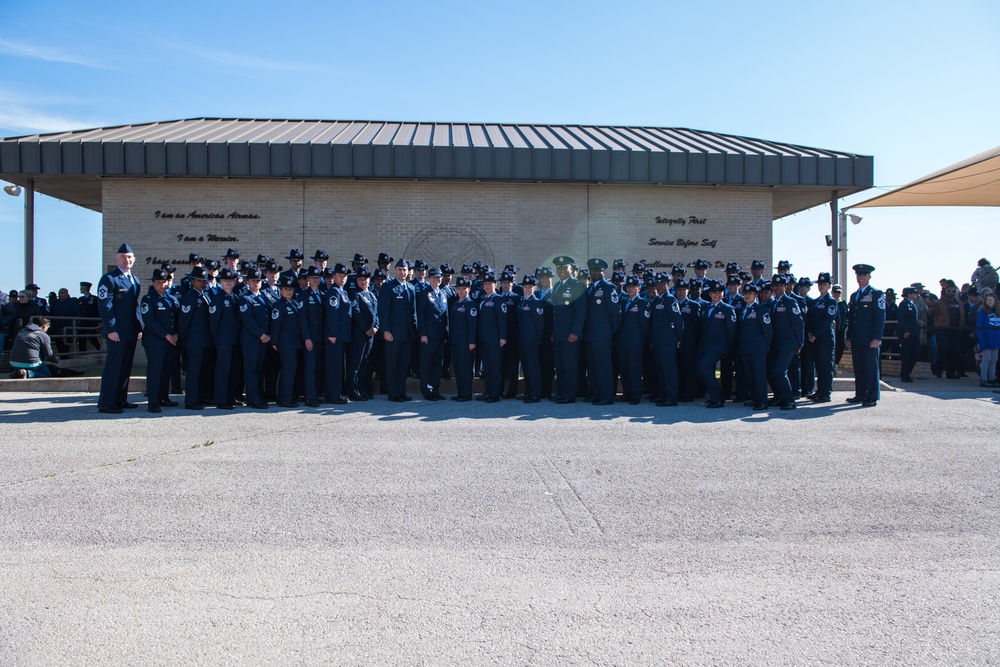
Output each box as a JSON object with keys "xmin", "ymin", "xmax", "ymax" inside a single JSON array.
[{"xmin": 3, "ymin": 180, "xmax": 34, "ymax": 285}]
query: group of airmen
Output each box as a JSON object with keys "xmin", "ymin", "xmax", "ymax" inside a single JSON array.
[{"xmin": 94, "ymin": 242, "xmax": 887, "ymax": 414}]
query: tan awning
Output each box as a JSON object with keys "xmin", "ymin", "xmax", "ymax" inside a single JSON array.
[{"xmin": 851, "ymin": 145, "xmax": 1000, "ymax": 209}]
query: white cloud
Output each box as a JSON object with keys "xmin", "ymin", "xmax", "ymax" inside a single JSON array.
[
  {"xmin": 0, "ymin": 105, "xmax": 103, "ymax": 134},
  {"xmin": 170, "ymin": 43, "xmax": 316, "ymax": 73},
  {"xmin": 0, "ymin": 38, "xmax": 107, "ymax": 69}
]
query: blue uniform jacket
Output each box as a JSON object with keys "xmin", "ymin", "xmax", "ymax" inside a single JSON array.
[
  {"xmin": 178, "ymin": 289, "xmax": 212, "ymax": 347},
  {"xmin": 517, "ymin": 295, "xmax": 551, "ymax": 345},
  {"xmin": 548, "ymin": 277, "xmax": 587, "ymax": 341},
  {"xmin": 239, "ymin": 291, "xmax": 272, "ymax": 345},
  {"xmin": 417, "ymin": 287, "xmax": 450, "ymax": 340},
  {"xmin": 270, "ymin": 298, "xmax": 310, "ymax": 349},
  {"xmin": 478, "ymin": 293, "xmax": 507, "ymax": 343},
  {"xmin": 649, "ymin": 293, "xmax": 684, "ymax": 348},
  {"xmin": 700, "ymin": 300, "xmax": 738, "ymax": 353},
  {"xmin": 323, "ymin": 285, "xmax": 353, "ymax": 342},
  {"xmin": 98, "ymin": 268, "xmax": 142, "ymax": 341},
  {"xmin": 352, "ymin": 289, "xmax": 379, "ymax": 335},
  {"xmin": 771, "ymin": 294, "xmax": 805, "ymax": 349},
  {"xmin": 449, "ymin": 297, "xmax": 478, "ymax": 346},
  {"xmin": 140, "ymin": 289, "xmax": 178, "ymax": 348},
  {"xmin": 616, "ymin": 295, "xmax": 650, "ymax": 348},
  {"xmin": 896, "ymin": 298, "xmax": 920, "ymax": 339},
  {"xmin": 807, "ymin": 293, "xmax": 838, "ymax": 342},
  {"xmin": 377, "ymin": 278, "xmax": 417, "ymax": 341},
  {"xmin": 847, "ymin": 286, "xmax": 886, "ymax": 344},
  {"xmin": 584, "ymin": 279, "xmax": 622, "ymax": 342},
  {"xmin": 300, "ymin": 288, "xmax": 325, "ymax": 343},
  {"xmin": 738, "ymin": 301, "xmax": 773, "ymax": 354},
  {"xmin": 209, "ymin": 289, "xmax": 242, "ymax": 345},
  {"xmin": 500, "ymin": 291, "xmax": 520, "ymax": 344},
  {"xmin": 678, "ymin": 298, "xmax": 702, "ymax": 351}
]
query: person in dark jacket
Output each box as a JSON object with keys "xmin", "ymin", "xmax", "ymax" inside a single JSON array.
[
  {"xmin": 347, "ymin": 267, "xmax": 378, "ymax": 400},
  {"xmin": 806, "ymin": 273, "xmax": 838, "ymax": 402},
  {"xmin": 238, "ymin": 267, "xmax": 272, "ymax": 409},
  {"xmin": 271, "ymin": 275, "xmax": 312, "ymax": 408},
  {"xmin": 140, "ymin": 269, "xmax": 179, "ymax": 412},
  {"xmin": 178, "ymin": 266, "xmax": 213, "ymax": 410},
  {"xmin": 324, "ymin": 263, "xmax": 353, "ymax": 404},
  {"xmin": 209, "ymin": 268, "xmax": 243, "ymax": 409},
  {"xmin": 300, "ymin": 266, "xmax": 325, "ymax": 407},
  {"xmin": 417, "ymin": 267, "xmax": 449, "ymax": 401},
  {"xmin": 97, "ymin": 243, "xmax": 143, "ymax": 414},
  {"xmin": 896, "ymin": 286, "xmax": 921, "ymax": 383},
  {"xmin": 738, "ymin": 283, "xmax": 773, "ymax": 411},
  {"xmin": 476, "ymin": 273, "xmax": 507, "ymax": 402},
  {"xmin": 649, "ymin": 273, "xmax": 684, "ymax": 406},
  {"xmin": 616, "ymin": 276, "xmax": 651, "ymax": 405},
  {"xmin": 49, "ymin": 288, "xmax": 80, "ymax": 354},
  {"xmin": 698, "ymin": 281, "xmax": 738, "ymax": 408},
  {"xmin": 674, "ymin": 279, "xmax": 702, "ymax": 402},
  {"xmin": 767, "ymin": 275, "xmax": 805, "ymax": 410},
  {"xmin": 549, "ymin": 256, "xmax": 587, "ymax": 404},
  {"xmin": 378, "ymin": 259, "xmax": 418, "ymax": 402},
  {"xmin": 846, "ymin": 264, "xmax": 886, "ymax": 407},
  {"xmin": 448, "ymin": 277, "xmax": 478, "ymax": 401},
  {"xmin": 9, "ymin": 317, "xmax": 55, "ymax": 378},
  {"xmin": 499, "ymin": 272, "xmax": 521, "ymax": 399},
  {"xmin": 516, "ymin": 275, "xmax": 550, "ymax": 403}
]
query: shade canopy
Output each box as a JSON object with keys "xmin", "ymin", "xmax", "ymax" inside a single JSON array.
[{"xmin": 851, "ymin": 145, "xmax": 1000, "ymax": 209}]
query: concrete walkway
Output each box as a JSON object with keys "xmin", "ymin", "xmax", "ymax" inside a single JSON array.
[{"xmin": 1, "ymin": 384, "xmax": 998, "ymax": 664}]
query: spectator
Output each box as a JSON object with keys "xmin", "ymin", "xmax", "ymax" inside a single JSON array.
[
  {"xmin": 8, "ymin": 316, "xmax": 56, "ymax": 379},
  {"xmin": 972, "ymin": 258, "xmax": 999, "ymax": 293},
  {"xmin": 976, "ymin": 289, "xmax": 1000, "ymax": 387},
  {"xmin": 0, "ymin": 296, "xmax": 14, "ymax": 351},
  {"xmin": 49, "ymin": 287, "xmax": 81, "ymax": 354},
  {"xmin": 11, "ymin": 291, "xmax": 42, "ymax": 333},
  {"xmin": 931, "ymin": 282, "xmax": 965, "ymax": 379}
]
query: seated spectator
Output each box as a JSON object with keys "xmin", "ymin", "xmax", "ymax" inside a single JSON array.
[
  {"xmin": 9, "ymin": 317, "xmax": 56, "ymax": 379},
  {"xmin": 11, "ymin": 290, "xmax": 42, "ymax": 330}
]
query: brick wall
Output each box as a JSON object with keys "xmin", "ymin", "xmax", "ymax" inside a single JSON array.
[{"xmin": 103, "ymin": 179, "xmax": 773, "ymax": 275}]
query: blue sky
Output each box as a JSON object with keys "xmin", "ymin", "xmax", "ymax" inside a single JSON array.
[{"xmin": 1, "ymin": 0, "xmax": 998, "ymax": 295}]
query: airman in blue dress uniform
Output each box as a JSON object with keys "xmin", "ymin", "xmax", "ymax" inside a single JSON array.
[
  {"xmin": 448, "ymin": 277, "xmax": 478, "ymax": 401},
  {"xmin": 209, "ymin": 267, "xmax": 243, "ymax": 409},
  {"xmin": 178, "ymin": 266, "xmax": 213, "ymax": 410},
  {"xmin": 767, "ymin": 275, "xmax": 805, "ymax": 410},
  {"xmin": 476, "ymin": 273, "xmax": 507, "ymax": 402},
  {"xmin": 583, "ymin": 258, "xmax": 622, "ymax": 406},
  {"xmin": 616, "ymin": 276, "xmax": 651, "ymax": 405},
  {"xmin": 238, "ymin": 267, "xmax": 271, "ymax": 409},
  {"xmin": 674, "ymin": 279, "xmax": 703, "ymax": 402},
  {"xmin": 737, "ymin": 283, "xmax": 772, "ymax": 411},
  {"xmin": 140, "ymin": 268, "xmax": 179, "ymax": 413},
  {"xmin": 270, "ymin": 275, "xmax": 312, "ymax": 408},
  {"xmin": 698, "ymin": 280, "xmax": 738, "ymax": 408},
  {"xmin": 300, "ymin": 266, "xmax": 325, "ymax": 407},
  {"xmin": 806, "ymin": 273, "xmax": 838, "ymax": 403},
  {"xmin": 516, "ymin": 275, "xmax": 550, "ymax": 403},
  {"xmin": 649, "ymin": 272, "xmax": 684, "ymax": 406},
  {"xmin": 97, "ymin": 243, "xmax": 143, "ymax": 414},
  {"xmin": 846, "ymin": 263, "xmax": 885, "ymax": 407},
  {"xmin": 347, "ymin": 267, "xmax": 379, "ymax": 400},
  {"xmin": 897, "ymin": 286, "xmax": 921, "ymax": 383},
  {"xmin": 549, "ymin": 256, "xmax": 587, "ymax": 404},
  {"xmin": 417, "ymin": 267, "xmax": 449, "ymax": 401},
  {"xmin": 323, "ymin": 263, "xmax": 353, "ymax": 404},
  {"xmin": 378, "ymin": 259, "xmax": 418, "ymax": 402},
  {"xmin": 499, "ymin": 272, "xmax": 521, "ymax": 398}
]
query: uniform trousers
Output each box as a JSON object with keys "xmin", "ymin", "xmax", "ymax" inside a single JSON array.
[
  {"xmin": 183, "ymin": 346, "xmax": 207, "ymax": 407},
  {"xmin": 384, "ymin": 338, "xmax": 411, "ymax": 400},
  {"xmin": 480, "ymin": 342, "xmax": 502, "ymax": 398},
  {"xmin": 586, "ymin": 340, "xmax": 615, "ymax": 403},
  {"xmin": 144, "ymin": 345, "xmax": 170, "ymax": 407},
  {"xmin": 325, "ymin": 340, "xmax": 348, "ymax": 400},
  {"xmin": 451, "ymin": 344, "xmax": 474, "ymax": 399},
  {"xmin": 519, "ymin": 342, "xmax": 541, "ymax": 399},
  {"xmin": 768, "ymin": 344, "xmax": 798, "ymax": 405},
  {"xmin": 348, "ymin": 336, "xmax": 373, "ymax": 397},
  {"xmin": 697, "ymin": 347, "xmax": 727, "ymax": 404},
  {"xmin": 99, "ymin": 339, "xmax": 136, "ymax": 409},
  {"xmin": 214, "ymin": 344, "xmax": 241, "ymax": 405},
  {"xmin": 813, "ymin": 340, "xmax": 835, "ymax": 398},
  {"xmin": 242, "ymin": 342, "xmax": 266, "ymax": 404},
  {"xmin": 553, "ymin": 340, "xmax": 580, "ymax": 401},
  {"xmin": 851, "ymin": 342, "xmax": 881, "ymax": 401},
  {"xmin": 741, "ymin": 352, "xmax": 769, "ymax": 408},
  {"xmin": 651, "ymin": 344, "xmax": 679, "ymax": 404},
  {"xmin": 419, "ymin": 338, "xmax": 445, "ymax": 398},
  {"xmin": 276, "ymin": 346, "xmax": 299, "ymax": 404},
  {"xmin": 617, "ymin": 346, "xmax": 644, "ymax": 402},
  {"xmin": 900, "ymin": 335, "xmax": 920, "ymax": 380}
]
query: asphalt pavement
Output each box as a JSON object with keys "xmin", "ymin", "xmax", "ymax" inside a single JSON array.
[{"xmin": 1, "ymin": 386, "xmax": 998, "ymax": 665}]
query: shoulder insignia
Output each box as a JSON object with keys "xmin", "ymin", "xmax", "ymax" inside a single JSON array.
[
  {"xmin": 240, "ymin": 303, "xmax": 248, "ymax": 312},
  {"xmin": 329, "ymin": 296, "xmax": 339, "ymax": 308},
  {"xmin": 644, "ymin": 309, "xmax": 650, "ymax": 318},
  {"xmin": 536, "ymin": 307, "xmax": 544, "ymax": 315},
  {"xmin": 671, "ymin": 301, "xmax": 680, "ymax": 313},
  {"xmin": 140, "ymin": 302, "xmax": 149, "ymax": 314},
  {"xmin": 878, "ymin": 295, "xmax": 886, "ymax": 310},
  {"xmin": 98, "ymin": 285, "xmax": 109, "ymax": 300},
  {"xmin": 271, "ymin": 309, "xmax": 280, "ymax": 319},
  {"xmin": 208, "ymin": 305, "xmax": 217, "ymax": 314},
  {"xmin": 500, "ymin": 303, "xmax": 507, "ymax": 313},
  {"xmin": 763, "ymin": 312, "xmax": 771, "ymax": 325},
  {"xmin": 828, "ymin": 305, "xmax": 837, "ymax": 316},
  {"xmin": 470, "ymin": 308, "xmax": 478, "ymax": 317},
  {"xmin": 730, "ymin": 312, "xmax": 737, "ymax": 323},
  {"xmin": 610, "ymin": 291, "xmax": 619, "ymax": 304},
  {"xmin": 181, "ymin": 305, "xmax": 191, "ymax": 313},
  {"xmin": 791, "ymin": 305, "xmax": 800, "ymax": 315}
]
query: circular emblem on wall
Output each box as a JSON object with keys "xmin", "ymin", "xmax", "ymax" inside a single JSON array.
[{"xmin": 403, "ymin": 225, "xmax": 495, "ymax": 270}]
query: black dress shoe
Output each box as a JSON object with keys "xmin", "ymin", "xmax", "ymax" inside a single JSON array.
[
  {"xmin": 862, "ymin": 400, "xmax": 878, "ymax": 407},
  {"xmin": 216, "ymin": 403, "xmax": 235, "ymax": 410},
  {"xmin": 502, "ymin": 393, "xmax": 518, "ymax": 399},
  {"xmin": 305, "ymin": 399, "xmax": 322, "ymax": 407},
  {"xmin": 845, "ymin": 396, "xmax": 864, "ymax": 403},
  {"xmin": 331, "ymin": 398, "xmax": 349, "ymax": 405},
  {"xmin": 401, "ymin": 395, "xmax": 413, "ymax": 401},
  {"xmin": 767, "ymin": 398, "xmax": 782, "ymax": 406},
  {"xmin": 901, "ymin": 377, "xmax": 913, "ymax": 383},
  {"xmin": 780, "ymin": 403, "xmax": 796, "ymax": 410},
  {"xmin": 184, "ymin": 404, "xmax": 204, "ymax": 410},
  {"xmin": 706, "ymin": 401, "xmax": 724, "ymax": 409},
  {"xmin": 148, "ymin": 405, "xmax": 161, "ymax": 414},
  {"xmin": 159, "ymin": 399, "xmax": 179, "ymax": 407},
  {"xmin": 451, "ymin": 396, "xmax": 471, "ymax": 402},
  {"xmin": 811, "ymin": 395, "xmax": 831, "ymax": 403},
  {"xmin": 656, "ymin": 401, "xmax": 678, "ymax": 407},
  {"xmin": 98, "ymin": 406, "xmax": 123, "ymax": 414},
  {"xmin": 752, "ymin": 404, "xmax": 768, "ymax": 411},
  {"xmin": 628, "ymin": 400, "xmax": 641, "ymax": 405},
  {"xmin": 592, "ymin": 400, "xmax": 613, "ymax": 406},
  {"xmin": 523, "ymin": 397, "xmax": 540, "ymax": 403},
  {"xmin": 743, "ymin": 401, "xmax": 756, "ymax": 407},
  {"xmin": 276, "ymin": 401, "xmax": 299, "ymax": 408},
  {"xmin": 249, "ymin": 402, "xmax": 269, "ymax": 409},
  {"xmin": 678, "ymin": 397, "xmax": 694, "ymax": 403},
  {"xmin": 348, "ymin": 392, "xmax": 366, "ymax": 401},
  {"xmin": 120, "ymin": 402, "xmax": 138, "ymax": 409},
  {"xmin": 389, "ymin": 397, "xmax": 407, "ymax": 403},
  {"xmin": 485, "ymin": 396, "xmax": 501, "ymax": 403}
]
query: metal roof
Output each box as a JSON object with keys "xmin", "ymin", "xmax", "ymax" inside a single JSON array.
[{"xmin": 0, "ymin": 118, "xmax": 873, "ymax": 218}]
